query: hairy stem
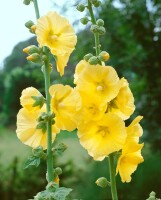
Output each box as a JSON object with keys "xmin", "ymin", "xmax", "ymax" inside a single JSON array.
[
  {"xmin": 108, "ymin": 154, "xmax": 118, "ymax": 200},
  {"xmin": 87, "ymin": 0, "xmax": 100, "ymax": 56},
  {"xmin": 32, "ymin": 0, "xmax": 53, "ymax": 182}
]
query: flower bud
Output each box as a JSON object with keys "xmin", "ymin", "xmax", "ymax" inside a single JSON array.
[
  {"xmin": 76, "ymin": 4, "xmax": 85, "ymax": 12},
  {"xmin": 90, "ymin": 25, "xmax": 99, "ymax": 33},
  {"xmin": 84, "ymin": 53, "xmax": 93, "ymax": 62},
  {"xmin": 25, "ymin": 20, "xmax": 34, "ymax": 29},
  {"xmin": 27, "ymin": 53, "xmax": 41, "ymax": 63},
  {"xmin": 95, "ymin": 177, "xmax": 110, "ymax": 188},
  {"xmin": 54, "ymin": 167, "xmax": 62, "ymax": 176},
  {"xmin": 98, "ymin": 51, "xmax": 110, "ymax": 62},
  {"xmin": 93, "ymin": 0, "xmax": 102, "ymax": 7},
  {"xmin": 98, "ymin": 26, "xmax": 106, "ymax": 35},
  {"xmin": 96, "ymin": 19, "xmax": 104, "ymax": 26},
  {"xmin": 88, "ymin": 56, "xmax": 99, "ymax": 65},
  {"xmin": 80, "ymin": 17, "xmax": 89, "ymax": 25},
  {"xmin": 23, "ymin": 45, "xmax": 41, "ymax": 55},
  {"xmin": 23, "ymin": 0, "xmax": 31, "ymax": 5},
  {"xmin": 31, "ymin": 25, "xmax": 36, "ymax": 33},
  {"xmin": 90, "ymin": 0, "xmax": 98, "ymax": 4}
]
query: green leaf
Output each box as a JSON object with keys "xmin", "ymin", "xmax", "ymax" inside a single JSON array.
[
  {"xmin": 31, "ymin": 95, "xmax": 45, "ymax": 108},
  {"xmin": 24, "ymin": 155, "xmax": 41, "ymax": 169},
  {"xmin": 53, "ymin": 187, "xmax": 72, "ymax": 200}
]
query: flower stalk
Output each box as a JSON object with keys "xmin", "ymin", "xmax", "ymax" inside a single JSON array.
[
  {"xmin": 108, "ymin": 153, "xmax": 118, "ymax": 200},
  {"xmin": 87, "ymin": 0, "xmax": 100, "ymax": 56},
  {"xmin": 32, "ymin": 0, "xmax": 54, "ymax": 182}
]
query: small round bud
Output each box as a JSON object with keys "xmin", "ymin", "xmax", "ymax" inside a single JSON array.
[
  {"xmin": 95, "ymin": 177, "xmax": 109, "ymax": 188},
  {"xmin": 98, "ymin": 51, "xmax": 110, "ymax": 62},
  {"xmin": 90, "ymin": 25, "xmax": 99, "ymax": 33},
  {"xmin": 76, "ymin": 4, "xmax": 85, "ymax": 12},
  {"xmin": 88, "ymin": 56, "xmax": 99, "ymax": 65},
  {"xmin": 84, "ymin": 53, "xmax": 93, "ymax": 62},
  {"xmin": 96, "ymin": 19, "xmax": 104, "ymax": 26},
  {"xmin": 23, "ymin": 0, "xmax": 31, "ymax": 5},
  {"xmin": 90, "ymin": 0, "xmax": 98, "ymax": 4},
  {"xmin": 31, "ymin": 25, "xmax": 36, "ymax": 33},
  {"xmin": 98, "ymin": 26, "xmax": 106, "ymax": 35},
  {"xmin": 93, "ymin": 0, "xmax": 102, "ymax": 7},
  {"xmin": 25, "ymin": 20, "xmax": 34, "ymax": 29},
  {"xmin": 27, "ymin": 53, "xmax": 41, "ymax": 63},
  {"xmin": 54, "ymin": 167, "xmax": 62, "ymax": 176},
  {"xmin": 80, "ymin": 17, "xmax": 89, "ymax": 25}
]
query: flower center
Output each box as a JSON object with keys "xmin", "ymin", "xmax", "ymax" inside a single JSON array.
[
  {"xmin": 97, "ymin": 126, "xmax": 110, "ymax": 137},
  {"xmin": 47, "ymin": 32, "xmax": 58, "ymax": 45}
]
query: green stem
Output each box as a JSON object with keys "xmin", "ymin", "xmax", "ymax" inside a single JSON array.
[
  {"xmin": 108, "ymin": 154, "xmax": 118, "ymax": 200},
  {"xmin": 87, "ymin": 0, "xmax": 100, "ymax": 56},
  {"xmin": 33, "ymin": 0, "xmax": 40, "ymax": 19},
  {"xmin": 44, "ymin": 48, "xmax": 54, "ymax": 182},
  {"xmin": 32, "ymin": 0, "xmax": 53, "ymax": 182}
]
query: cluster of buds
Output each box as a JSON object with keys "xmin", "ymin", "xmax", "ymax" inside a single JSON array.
[
  {"xmin": 90, "ymin": 19, "xmax": 106, "ymax": 35},
  {"xmin": 84, "ymin": 51, "xmax": 110, "ymax": 65},
  {"xmin": 25, "ymin": 20, "xmax": 36, "ymax": 34},
  {"xmin": 23, "ymin": 45, "xmax": 42, "ymax": 63}
]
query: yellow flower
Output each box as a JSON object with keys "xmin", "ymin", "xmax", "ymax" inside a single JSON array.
[
  {"xmin": 49, "ymin": 84, "xmax": 81, "ymax": 131},
  {"xmin": 36, "ymin": 11, "xmax": 77, "ymax": 76},
  {"xmin": 116, "ymin": 116, "xmax": 144, "ymax": 182},
  {"xmin": 116, "ymin": 141, "xmax": 144, "ymax": 183},
  {"xmin": 20, "ymin": 87, "xmax": 44, "ymax": 111},
  {"xmin": 78, "ymin": 113, "xmax": 126, "ymax": 161},
  {"xmin": 75, "ymin": 60, "xmax": 121, "ymax": 103},
  {"xmin": 107, "ymin": 78, "xmax": 135, "ymax": 120},
  {"xmin": 16, "ymin": 106, "xmax": 60, "ymax": 149}
]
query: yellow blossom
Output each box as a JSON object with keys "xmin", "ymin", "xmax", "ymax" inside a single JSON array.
[
  {"xmin": 107, "ymin": 78, "xmax": 135, "ymax": 120},
  {"xmin": 116, "ymin": 116, "xmax": 144, "ymax": 182},
  {"xmin": 16, "ymin": 106, "xmax": 60, "ymax": 149},
  {"xmin": 36, "ymin": 11, "xmax": 77, "ymax": 76},
  {"xmin": 75, "ymin": 60, "xmax": 121, "ymax": 103},
  {"xmin": 20, "ymin": 87, "xmax": 44, "ymax": 111},
  {"xmin": 78, "ymin": 113, "xmax": 127, "ymax": 161},
  {"xmin": 49, "ymin": 84, "xmax": 81, "ymax": 131}
]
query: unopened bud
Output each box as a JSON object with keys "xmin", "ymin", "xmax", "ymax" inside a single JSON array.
[
  {"xmin": 93, "ymin": 0, "xmax": 102, "ymax": 7},
  {"xmin": 80, "ymin": 17, "xmax": 89, "ymax": 25},
  {"xmin": 31, "ymin": 25, "xmax": 36, "ymax": 33},
  {"xmin": 27, "ymin": 53, "xmax": 41, "ymax": 63},
  {"xmin": 90, "ymin": 0, "xmax": 98, "ymax": 4},
  {"xmin": 23, "ymin": 45, "xmax": 41, "ymax": 55},
  {"xmin": 23, "ymin": 0, "xmax": 31, "ymax": 5},
  {"xmin": 95, "ymin": 177, "xmax": 110, "ymax": 188},
  {"xmin": 98, "ymin": 51, "xmax": 110, "ymax": 61},
  {"xmin": 98, "ymin": 26, "xmax": 106, "ymax": 35},
  {"xmin": 88, "ymin": 56, "xmax": 99, "ymax": 65},
  {"xmin": 76, "ymin": 4, "xmax": 85, "ymax": 12},
  {"xmin": 96, "ymin": 19, "xmax": 104, "ymax": 26},
  {"xmin": 90, "ymin": 25, "xmax": 99, "ymax": 33},
  {"xmin": 54, "ymin": 167, "xmax": 62, "ymax": 176},
  {"xmin": 25, "ymin": 20, "xmax": 34, "ymax": 29},
  {"xmin": 84, "ymin": 53, "xmax": 93, "ymax": 62}
]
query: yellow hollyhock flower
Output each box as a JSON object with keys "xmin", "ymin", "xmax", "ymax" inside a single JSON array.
[
  {"xmin": 78, "ymin": 113, "xmax": 126, "ymax": 161},
  {"xmin": 49, "ymin": 84, "xmax": 81, "ymax": 131},
  {"xmin": 107, "ymin": 78, "xmax": 135, "ymax": 120},
  {"xmin": 75, "ymin": 60, "xmax": 121, "ymax": 103},
  {"xmin": 116, "ymin": 116, "xmax": 144, "ymax": 182},
  {"xmin": 16, "ymin": 106, "xmax": 60, "ymax": 149},
  {"xmin": 20, "ymin": 87, "xmax": 44, "ymax": 111},
  {"xmin": 36, "ymin": 11, "xmax": 77, "ymax": 76}
]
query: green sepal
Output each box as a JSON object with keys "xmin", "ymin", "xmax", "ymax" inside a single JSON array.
[
  {"xmin": 36, "ymin": 121, "xmax": 47, "ymax": 133},
  {"xmin": 31, "ymin": 95, "xmax": 45, "ymax": 108},
  {"xmin": 52, "ymin": 143, "xmax": 67, "ymax": 156},
  {"xmin": 24, "ymin": 155, "xmax": 41, "ymax": 169},
  {"xmin": 32, "ymin": 146, "xmax": 47, "ymax": 159}
]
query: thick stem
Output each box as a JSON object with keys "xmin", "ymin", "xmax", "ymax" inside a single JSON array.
[
  {"xmin": 87, "ymin": 0, "xmax": 100, "ymax": 56},
  {"xmin": 108, "ymin": 154, "xmax": 118, "ymax": 200},
  {"xmin": 32, "ymin": 0, "xmax": 53, "ymax": 182},
  {"xmin": 43, "ymin": 48, "xmax": 54, "ymax": 182},
  {"xmin": 33, "ymin": 0, "xmax": 40, "ymax": 19}
]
